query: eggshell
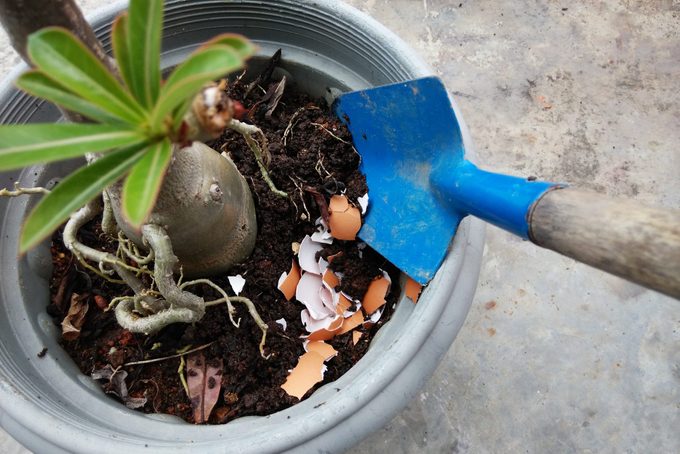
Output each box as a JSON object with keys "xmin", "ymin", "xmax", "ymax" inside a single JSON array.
[
  {"xmin": 352, "ymin": 331, "xmax": 363, "ymax": 345},
  {"xmin": 328, "ymin": 195, "xmax": 362, "ymax": 241},
  {"xmin": 296, "ymin": 273, "xmax": 334, "ymax": 320},
  {"xmin": 305, "ymin": 341, "xmax": 338, "ymax": 361},
  {"xmin": 336, "ymin": 293, "xmax": 353, "ymax": 316},
  {"xmin": 357, "ymin": 193, "xmax": 369, "ymax": 214},
  {"xmin": 227, "ymin": 274, "xmax": 246, "ymax": 295},
  {"xmin": 306, "ymin": 316, "xmax": 344, "ymax": 341},
  {"xmin": 363, "ymin": 307, "xmax": 383, "ymax": 328},
  {"xmin": 275, "ymin": 318, "xmax": 287, "ymax": 331},
  {"xmin": 298, "ymin": 235, "xmax": 324, "ymax": 274},
  {"xmin": 322, "ymin": 269, "xmax": 340, "ymax": 289},
  {"xmin": 405, "ymin": 277, "xmax": 422, "ymax": 304},
  {"xmin": 337, "ymin": 311, "xmax": 364, "ymax": 335},
  {"xmin": 281, "ymin": 351, "xmax": 326, "ymax": 399},
  {"xmin": 362, "ymin": 276, "xmax": 391, "ymax": 315},
  {"xmin": 277, "ymin": 260, "xmax": 301, "ymax": 301},
  {"xmin": 311, "ymin": 217, "xmax": 333, "ymax": 244},
  {"xmin": 301, "ymin": 310, "xmax": 339, "ymax": 333}
]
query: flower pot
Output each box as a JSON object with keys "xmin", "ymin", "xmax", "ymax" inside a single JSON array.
[{"xmin": 0, "ymin": 1, "xmax": 485, "ymax": 452}]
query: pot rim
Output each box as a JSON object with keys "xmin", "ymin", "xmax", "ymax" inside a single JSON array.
[{"xmin": 0, "ymin": 1, "xmax": 484, "ymax": 452}]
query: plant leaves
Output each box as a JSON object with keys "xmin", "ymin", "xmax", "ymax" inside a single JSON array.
[
  {"xmin": 151, "ymin": 45, "xmax": 243, "ymax": 129},
  {"xmin": 187, "ymin": 352, "xmax": 223, "ymax": 424},
  {"xmin": 111, "ymin": 13, "xmax": 136, "ymax": 98},
  {"xmin": 61, "ymin": 292, "xmax": 89, "ymax": 341},
  {"xmin": 0, "ymin": 123, "xmax": 145, "ymax": 172},
  {"xmin": 20, "ymin": 142, "xmax": 147, "ymax": 252},
  {"xmin": 16, "ymin": 71, "xmax": 128, "ymax": 125},
  {"xmin": 199, "ymin": 33, "xmax": 257, "ymax": 59},
  {"xmin": 126, "ymin": 0, "xmax": 163, "ymax": 107},
  {"xmin": 27, "ymin": 27, "xmax": 145, "ymax": 123},
  {"xmin": 121, "ymin": 138, "xmax": 173, "ymax": 228}
]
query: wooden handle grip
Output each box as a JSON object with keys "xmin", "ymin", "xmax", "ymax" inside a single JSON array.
[{"xmin": 528, "ymin": 187, "xmax": 680, "ymax": 299}]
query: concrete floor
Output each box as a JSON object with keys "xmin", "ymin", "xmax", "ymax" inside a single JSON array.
[{"xmin": 1, "ymin": 1, "xmax": 678, "ymax": 452}]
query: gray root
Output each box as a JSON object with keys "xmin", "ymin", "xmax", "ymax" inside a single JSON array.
[
  {"xmin": 227, "ymin": 119, "xmax": 288, "ymax": 197},
  {"xmin": 101, "ymin": 190, "xmax": 117, "ymax": 236},
  {"xmin": 114, "ymin": 224, "xmax": 206, "ymax": 334}
]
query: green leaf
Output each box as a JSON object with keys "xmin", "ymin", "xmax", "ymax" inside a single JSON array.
[
  {"xmin": 150, "ymin": 45, "xmax": 243, "ymax": 129},
  {"xmin": 0, "ymin": 123, "xmax": 145, "ymax": 171},
  {"xmin": 199, "ymin": 34, "xmax": 257, "ymax": 59},
  {"xmin": 127, "ymin": 0, "xmax": 163, "ymax": 107},
  {"xmin": 16, "ymin": 71, "xmax": 129, "ymax": 125},
  {"xmin": 27, "ymin": 27, "xmax": 146, "ymax": 124},
  {"xmin": 20, "ymin": 143, "xmax": 147, "ymax": 253},
  {"xmin": 122, "ymin": 138, "xmax": 173, "ymax": 227},
  {"xmin": 111, "ymin": 13, "xmax": 137, "ymax": 98}
]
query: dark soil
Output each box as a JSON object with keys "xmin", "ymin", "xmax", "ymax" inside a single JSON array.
[{"xmin": 48, "ymin": 64, "xmax": 399, "ymax": 424}]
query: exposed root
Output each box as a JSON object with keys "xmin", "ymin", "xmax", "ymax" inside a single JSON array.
[
  {"xmin": 181, "ymin": 279, "xmax": 270, "ymax": 359},
  {"xmin": 101, "ymin": 190, "xmax": 117, "ymax": 237},
  {"xmin": 311, "ymin": 122, "xmax": 349, "ymax": 144},
  {"xmin": 227, "ymin": 118, "xmax": 287, "ymax": 198},
  {"xmin": 0, "ymin": 182, "xmax": 50, "ymax": 197}
]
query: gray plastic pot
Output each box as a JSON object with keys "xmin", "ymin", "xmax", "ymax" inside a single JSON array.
[{"xmin": 0, "ymin": 1, "xmax": 485, "ymax": 452}]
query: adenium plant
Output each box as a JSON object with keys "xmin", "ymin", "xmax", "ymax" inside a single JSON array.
[{"xmin": 0, "ymin": 0, "xmax": 279, "ymax": 355}]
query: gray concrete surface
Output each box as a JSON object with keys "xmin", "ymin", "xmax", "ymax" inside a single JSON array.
[{"xmin": 1, "ymin": 1, "xmax": 678, "ymax": 452}]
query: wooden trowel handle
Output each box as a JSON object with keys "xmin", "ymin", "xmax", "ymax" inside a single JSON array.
[{"xmin": 528, "ymin": 187, "xmax": 680, "ymax": 299}]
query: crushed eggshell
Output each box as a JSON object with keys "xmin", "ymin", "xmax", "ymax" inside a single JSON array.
[
  {"xmin": 352, "ymin": 331, "xmax": 363, "ymax": 345},
  {"xmin": 275, "ymin": 318, "xmax": 287, "ymax": 331},
  {"xmin": 277, "ymin": 259, "xmax": 301, "ymax": 301},
  {"xmin": 298, "ymin": 235, "xmax": 324, "ymax": 274},
  {"xmin": 405, "ymin": 277, "xmax": 422, "ymax": 304},
  {"xmin": 297, "ymin": 273, "xmax": 334, "ymax": 320},
  {"xmin": 281, "ymin": 351, "xmax": 326, "ymax": 400},
  {"xmin": 227, "ymin": 274, "xmax": 246, "ymax": 295},
  {"xmin": 337, "ymin": 310, "xmax": 364, "ymax": 335},
  {"xmin": 328, "ymin": 195, "xmax": 362, "ymax": 241},
  {"xmin": 322, "ymin": 269, "xmax": 340, "ymax": 289},
  {"xmin": 307, "ymin": 318, "xmax": 343, "ymax": 341},
  {"xmin": 319, "ymin": 282, "xmax": 339, "ymax": 314},
  {"xmin": 301, "ymin": 310, "xmax": 340, "ymax": 333},
  {"xmin": 311, "ymin": 217, "xmax": 333, "ymax": 244},
  {"xmin": 304, "ymin": 341, "xmax": 338, "ymax": 361},
  {"xmin": 357, "ymin": 193, "xmax": 369, "ymax": 214},
  {"xmin": 363, "ymin": 307, "xmax": 383, "ymax": 328},
  {"xmin": 336, "ymin": 293, "xmax": 352, "ymax": 316},
  {"xmin": 362, "ymin": 275, "xmax": 391, "ymax": 315}
]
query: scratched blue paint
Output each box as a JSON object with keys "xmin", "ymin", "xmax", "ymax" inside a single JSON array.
[{"xmin": 334, "ymin": 77, "xmax": 560, "ymax": 285}]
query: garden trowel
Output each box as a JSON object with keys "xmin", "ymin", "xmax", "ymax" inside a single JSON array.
[{"xmin": 334, "ymin": 77, "xmax": 680, "ymax": 298}]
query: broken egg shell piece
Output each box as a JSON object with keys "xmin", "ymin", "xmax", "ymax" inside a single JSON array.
[
  {"xmin": 311, "ymin": 218, "xmax": 333, "ymax": 245},
  {"xmin": 277, "ymin": 259, "xmax": 301, "ymax": 301},
  {"xmin": 357, "ymin": 193, "xmax": 369, "ymax": 214},
  {"xmin": 405, "ymin": 277, "xmax": 423, "ymax": 304},
  {"xmin": 297, "ymin": 273, "xmax": 335, "ymax": 320},
  {"xmin": 322, "ymin": 269, "xmax": 340, "ymax": 289},
  {"xmin": 305, "ymin": 317, "xmax": 343, "ymax": 341},
  {"xmin": 328, "ymin": 195, "xmax": 362, "ymax": 241},
  {"xmin": 336, "ymin": 293, "xmax": 352, "ymax": 316},
  {"xmin": 227, "ymin": 274, "xmax": 246, "ymax": 296},
  {"xmin": 339, "ymin": 291, "xmax": 362, "ymax": 317},
  {"xmin": 352, "ymin": 331, "xmax": 363, "ymax": 345},
  {"xmin": 318, "ymin": 257, "xmax": 330, "ymax": 275},
  {"xmin": 337, "ymin": 311, "xmax": 364, "ymax": 335},
  {"xmin": 319, "ymin": 282, "xmax": 339, "ymax": 314},
  {"xmin": 281, "ymin": 351, "xmax": 326, "ymax": 400},
  {"xmin": 363, "ymin": 307, "xmax": 383, "ymax": 328},
  {"xmin": 361, "ymin": 276, "xmax": 391, "ymax": 316},
  {"xmin": 275, "ymin": 318, "xmax": 287, "ymax": 331},
  {"xmin": 301, "ymin": 309, "xmax": 341, "ymax": 333},
  {"xmin": 304, "ymin": 340, "xmax": 338, "ymax": 361},
  {"xmin": 299, "ymin": 235, "xmax": 324, "ymax": 274}
]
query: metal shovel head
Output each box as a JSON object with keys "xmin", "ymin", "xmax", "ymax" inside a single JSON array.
[{"xmin": 334, "ymin": 77, "xmax": 465, "ymax": 284}]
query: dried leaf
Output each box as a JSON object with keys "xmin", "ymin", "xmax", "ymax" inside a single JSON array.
[
  {"xmin": 61, "ymin": 292, "xmax": 89, "ymax": 340},
  {"xmin": 91, "ymin": 365, "xmax": 147, "ymax": 409},
  {"xmin": 244, "ymin": 48, "xmax": 281, "ymax": 97},
  {"xmin": 265, "ymin": 75, "xmax": 286, "ymax": 120},
  {"xmin": 187, "ymin": 352, "xmax": 223, "ymax": 424}
]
